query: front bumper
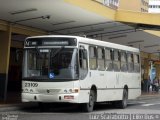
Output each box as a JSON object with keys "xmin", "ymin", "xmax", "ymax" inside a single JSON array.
[{"xmin": 22, "ymin": 92, "xmax": 79, "ymax": 103}]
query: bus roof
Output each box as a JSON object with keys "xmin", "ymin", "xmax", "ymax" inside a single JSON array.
[{"xmin": 26, "ymin": 35, "xmax": 139, "ymax": 53}]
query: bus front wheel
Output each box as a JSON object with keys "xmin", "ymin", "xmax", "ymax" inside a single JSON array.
[{"xmin": 82, "ymin": 90, "xmax": 95, "ymax": 112}]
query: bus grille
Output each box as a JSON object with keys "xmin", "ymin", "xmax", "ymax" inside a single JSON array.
[{"xmin": 37, "ymin": 89, "xmax": 61, "ymax": 94}]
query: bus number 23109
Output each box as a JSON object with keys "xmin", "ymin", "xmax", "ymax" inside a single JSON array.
[{"xmin": 25, "ymin": 83, "xmax": 38, "ymax": 87}]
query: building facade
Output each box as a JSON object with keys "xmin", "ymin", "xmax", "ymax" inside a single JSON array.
[
  {"xmin": 119, "ymin": 0, "xmax": 149, "ymax": 12},
  {"xmin": 94, "ymin": 0, "xmax": 119, "ymax": 9},
  {"xmin": 149, "ymin": 0, "xmax": 160, "ymax": 13}
]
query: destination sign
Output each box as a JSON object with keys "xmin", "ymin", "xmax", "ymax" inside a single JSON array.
[{"xmin": 25, "ymin": 37, "xmax": 77, "ymax": 46}]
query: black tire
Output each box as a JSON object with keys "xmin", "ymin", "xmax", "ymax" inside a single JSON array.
[
  {"xmin": 117, "ymin": 89, "xmax": 128, "ymax": 109},
  {"xmin": 82, "ymin": 90, "xmax": 95, "ymax": 112}
]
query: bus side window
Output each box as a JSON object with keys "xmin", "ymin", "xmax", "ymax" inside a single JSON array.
[
  {"xmin": 105, "ymin": 48, "xmax": 113, "ymax": 71},
  {"xmin": 97, "ymin": 47, "xmax": 105, "ymax": 71},
  {"xmin": 113, "ymin": 50, "xmax": 120, "ymax": 71},
  {"xmin": 79, "ymin": 46, "xmax": 88, "ymax": 80},
  {"xmin": 121, "ymin": 51, "xmax": 127, "ymax": 72},
  {"xmin": 79, "ymin": 49, "xmax": 87, "ymax": 69},
  {"xmin": 89, "ymin": 46, "xmax": 97, "ymax": 70},
  {"xmin": 134, "ymin": 54, "xmax": 140, "ymax": 72},
  {"xmin": 127, "ymin": 53, "xmax": 134, "ymax": 72}
]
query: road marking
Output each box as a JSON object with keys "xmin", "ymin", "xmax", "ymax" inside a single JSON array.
[
  {"xmin": 138, "ymin": 102, "xmax": 146, "ymax": 104},
  {"xmin": 141, "ymin": 103, "xmax": 160, "ymax": 106},
  {"xmin": 128, "ymin": 101, "xmax": 146, "ymax": 105},
  {"xmin": 141, "ymin": 104, "xmax": 155, "ymax": 106}
]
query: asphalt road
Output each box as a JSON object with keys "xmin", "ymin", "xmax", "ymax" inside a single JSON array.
[{"xmin": 1, "ymin": 98, "xmax": 160, "ymax": 120}]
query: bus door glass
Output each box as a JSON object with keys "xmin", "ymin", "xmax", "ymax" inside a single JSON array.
[{"xmin": 79, "ymin": 45, "xmax": 88, "ymax": 80}]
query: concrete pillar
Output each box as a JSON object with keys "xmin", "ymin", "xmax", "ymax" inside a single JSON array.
[
  {"xmin": 0, "ymin": 25, "xmax": 11, "ymax": 102},
  {"xmin": 141, "ymin": 52, "xmax": 150, "ymax": 92}
]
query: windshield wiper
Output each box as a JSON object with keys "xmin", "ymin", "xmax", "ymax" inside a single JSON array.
[
  {"xmin": 35, "ymin": 47, "xmax": 42, "ymax": 58},
  {"xmin": 51, "ymin": 47, "xmax": 64, "ymax": 58}
]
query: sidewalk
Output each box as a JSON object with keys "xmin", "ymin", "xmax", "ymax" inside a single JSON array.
[
  {"xmin": 137, "ymin": 91, "xmax": 160, "ymax": 100},
  {"xmin": 0, "ymin": 102, "xmax": 38, "ymax": 112}
]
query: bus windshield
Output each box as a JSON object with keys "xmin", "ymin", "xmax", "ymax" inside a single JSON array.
[{"xmin": 23, "ymin": 48, "xmax": 79, "ymax": 80}]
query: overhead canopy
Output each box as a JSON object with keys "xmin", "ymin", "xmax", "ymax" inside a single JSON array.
[{"xmin": 0, "ymin": 0, "xmax": 160, "ymax": 53}]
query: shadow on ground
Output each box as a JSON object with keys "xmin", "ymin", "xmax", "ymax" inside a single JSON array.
[{"xmin": 19, "ymin": 102, "xmax": 136, "ymax": 113}]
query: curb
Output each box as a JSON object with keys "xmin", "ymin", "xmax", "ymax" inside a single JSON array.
[
  {"xmin": 0, "ymin": 103, "xmax": 38, "ymax": 112},
  {"xmin": 1, "ymin": 95, "xmax": 160, "ymax": 112},
  {"xmin": 136, "ymin": 95, "xmax": 160, "ymax": 100},
  {"xmin": 0, "ymin": 106, "xmax": 20, "ymax": 112}
]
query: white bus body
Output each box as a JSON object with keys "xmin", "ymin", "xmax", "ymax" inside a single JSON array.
[{"xmin": 22, "ymin": 35, "xmax": 141, "ymax": 112}]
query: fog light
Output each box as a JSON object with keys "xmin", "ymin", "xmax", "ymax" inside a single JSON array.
[
  {"xmin": 64, "ymin": 95, "xmax": 74, "ymax": 99},
  {"xmin": 69, "ymin": 88, "xmax": 79, "ymax": 93}
]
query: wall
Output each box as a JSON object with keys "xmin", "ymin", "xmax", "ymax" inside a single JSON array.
[
  {"xmin": 0, "ymin": 26, "xmax": 11, "ymax": 101},
  {"xmin": 119, "ymin": 0, "xmax": 149, "ymax": 12}
]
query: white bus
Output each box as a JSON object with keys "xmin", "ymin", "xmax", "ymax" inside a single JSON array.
[{"xmin": 22, "ymin": 35, "xmax": 141, "ymax": 112}]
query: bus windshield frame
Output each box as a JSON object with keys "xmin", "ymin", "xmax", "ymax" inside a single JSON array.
[{"xmin": 22, "ymin": 47, "xmax": 79, "ymax": 81}]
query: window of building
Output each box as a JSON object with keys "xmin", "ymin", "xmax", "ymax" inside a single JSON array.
[{"xmin": 141, "ymin": 8, "xmax": 144, "ymax": 12}]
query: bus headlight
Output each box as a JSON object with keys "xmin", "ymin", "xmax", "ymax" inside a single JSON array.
[{"xmin": 69, "ymin": 88, "xmax": 79, "ymax": 93}]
